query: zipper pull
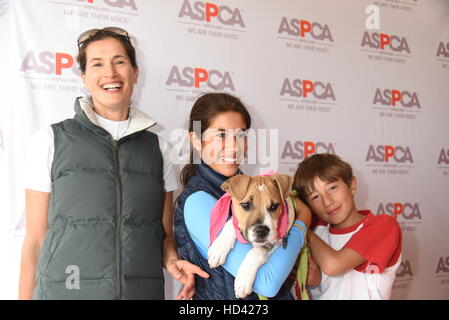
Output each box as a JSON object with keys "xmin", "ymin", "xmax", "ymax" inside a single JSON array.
[{"xmin": 113, "ymin": 140, "xmax": 119, "ymax": 152}]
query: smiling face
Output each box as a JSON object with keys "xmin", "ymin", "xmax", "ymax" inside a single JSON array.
[
  {"xmin": 191, "ymin": 111, "xmax": 248, "ymax": 177},
  {"xmin": 81, "ymin": 37, "xmax": 138, "ymax": 114},
  {"xmin": 306, "ymin": 176, "xmax": 362, "ymax": 229}
]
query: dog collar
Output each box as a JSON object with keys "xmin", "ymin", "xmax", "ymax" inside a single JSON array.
[
  {"xmin": 262, "ymin": 236, "xmax": 288, "ymax": 252},
  {"xmin": 263, "ymin": 242, "xmax": 274, "ymax": 252}
]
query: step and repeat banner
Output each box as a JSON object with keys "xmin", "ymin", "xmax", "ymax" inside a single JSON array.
[{"xmin": 0, "ymin": 0, "xmax": 448, "ymax": 299}]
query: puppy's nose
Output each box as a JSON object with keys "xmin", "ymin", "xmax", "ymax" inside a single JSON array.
[{"xmin": 254, "ymin": 225, "xmax": 270, "ymax": 239}]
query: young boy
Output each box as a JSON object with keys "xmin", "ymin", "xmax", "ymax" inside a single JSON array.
[{"xmin": 294, "ymin": 153, "xmax": 402, "ymax": 300}]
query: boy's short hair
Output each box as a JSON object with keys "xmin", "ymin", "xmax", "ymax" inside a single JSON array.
[{"xmin": 293, "ymin": 153, "xmax": 353, "ymax": 203}]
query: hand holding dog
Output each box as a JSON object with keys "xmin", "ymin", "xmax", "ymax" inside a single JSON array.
[
  {"xmin": 293, "ymin": 197, "xmax": 312, "ymax": 229},
  {"xmin": 306, "ymin": 254, "xmax": 322, "ymax": 288}
]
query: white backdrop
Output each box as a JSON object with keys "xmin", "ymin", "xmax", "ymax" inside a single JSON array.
[{"xmin": 0, "ymin": 0, "xmax": 448, "ymax": 300}]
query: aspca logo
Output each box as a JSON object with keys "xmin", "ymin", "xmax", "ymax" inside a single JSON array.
[
  {"xmin": 166, "ymin": 65, "xmax": 235, "ymax": 91},
  {"xmin": 278, "ymin": 17, "xmax": 333, "ymax": 42},
  {"xmin": 436, "ymin": 41, "xmax": 449, "ymax": 58},
  {"xmin": 377, "ymin": 203, "xmax": 421, "ymax": 220},
  {"xmin": 373, "ymin": 88, "xmax": 420, "ymax": 109},
  {"xmin": 396, "ymin": 260, "xmax": 413, "ymax": 278},
  {"xmin": 74, "ymin": 0, "xmax": 137, "ymax": 10},
  {"xmin": 178, "ymin": 0, "xmax": 245, "ymax": 27},
  {"xmin": 281, "ymin": 141, "xmax": 336, "ymax": 160},
  {"xmin": 436, "ymin": 257, "xmax": 449, "ymax": 274},
  {"xmin": 365, "ymin": 145, "xmax": 413, "ymax": 163},
  {"xmin": 361, "ymin": 31, "xmax": 411, "ymax": 54},
  {"xmin": 280, "ymin": 78, "xmax": 336, "ymax": 101},
  {"xmin": 20, "ymin": 51, "xmax": 80, "ymax": 76},
  {"xmin": 438, "ymin": 148, "xmax": 449, "ymax": 165}
]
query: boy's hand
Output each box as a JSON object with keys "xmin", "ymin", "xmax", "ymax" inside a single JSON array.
[
  {"xmin": 306, "ymin": 253, "xmax": 322, "ymax": 288},
  {"xmin": 294, "ymin": 197, "xmax": 312, "ymax": 229}
]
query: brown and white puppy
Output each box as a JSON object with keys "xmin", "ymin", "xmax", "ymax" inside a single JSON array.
[{"xmin": 207, "ymin": 173, "xmax": 295, "ymax": 299}]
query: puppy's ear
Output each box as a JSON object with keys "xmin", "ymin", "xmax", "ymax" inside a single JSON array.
[
  {"xmin": 271, "ymin": 174, "xmax": 293, "ymax": 202},
  {"xmin": 221, "ymin": 174, "xmax": 252, "ymax": 201}
]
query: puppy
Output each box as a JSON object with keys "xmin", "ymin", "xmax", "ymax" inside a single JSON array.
[{"xmin": 208, "ymin": 173, "xmax": 295, "ymax": 298}]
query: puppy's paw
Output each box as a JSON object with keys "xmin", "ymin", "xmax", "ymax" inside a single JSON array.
[
  {"xmin": 208, "ymin": 220, "xmax": 236, "ymax": 268},
  {"xmin": 234, "ymin": 269, "xmax": 255, "ymax": 299},
  {"xmin": 208, "ymin": 237, "xmax": 233, "ymax": 268},
  {"xmin": 234, "ymin": 247, "xmax": 268, "ymax": 299}
]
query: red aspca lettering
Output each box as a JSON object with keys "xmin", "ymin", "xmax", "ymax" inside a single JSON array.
[
  {"xmin": 373, "ymin": 88, "xmax": 421, "ymax": 108},
  {"xmin": 365, "ymin": 145, "xmax": 413, "ymax": 163},
  {"xmin": 205, "ymin": 2, "xmax": 218, "ymax": 22},
  {"xmin": 178, "ymin": 0, "xmax": 245, "ymax": 27},
  {"xmin": 20, "ymin": 51, "xmax": 80, "ymax": 76},
  {"xmin": 75, "ymin": 0, "xmax": 138, "ymax": 10},
  {"xmin": 303, "ymin": 80, "xmax": 313, "ymax": 97},
  {"xmin": 166, "ymin": 66, "xmax": 235, "ymax": 91},
  {"xmin": 281, "ymin": 141, "xmax": 336, "ymax": 160},
  {"xmin": 303, "ymin": 141, "xmax": 315, "ymax": 158},
  {"xmin": 277, "ymin": 17, "xmax": 333, "ymax": 41},
  {"xmin": 361, "ymin": 31, "xmax": 410, "ymax": 53},
  {"xmin": 379, "ymin": 33, "xmax": 390, "ymax": 50},
  {"xmin": 280, "ymin": 78, "xmax": 336, "ymax": 101},
  {"xmin": 383, "ymin": 145, "xmax": 395, "ymax": 162}
]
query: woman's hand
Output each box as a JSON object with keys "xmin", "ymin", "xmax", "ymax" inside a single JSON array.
[
  {"xmin": 161, "ymin": 192, "xmax": 209, "ymax": 299},
  {"xmin": 166, "ymin": 259, "xmax": 209, "ymax": 300},
  {"xmin": 293, "ymin": 197, "xmax": 312, "ymax": 229}
]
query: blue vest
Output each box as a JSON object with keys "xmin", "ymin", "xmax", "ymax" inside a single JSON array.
[{"xmin": 174, "ymin": 163, "xmax": 293, "ymax": 300}]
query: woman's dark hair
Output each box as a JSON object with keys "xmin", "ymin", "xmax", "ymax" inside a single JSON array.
[
  {"xmin": 180, "ymin": 93, "xmax": 252, "ymax": 186},
  {"xmin": 76, "ymin": 29, "xmax": 138, "ymax": 73}
]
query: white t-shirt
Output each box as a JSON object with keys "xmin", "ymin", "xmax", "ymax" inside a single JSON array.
[
  {"xmin": 25, "ymin": 112, "xmax": 179, "ymax": 193},
  {"xmin": 310, "ymin": 211, "xmax": 402, "ymax": 300}
]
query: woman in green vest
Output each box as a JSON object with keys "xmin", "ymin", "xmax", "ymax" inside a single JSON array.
[{"xmin": 19, "ymin": 27, "xmax": 208, "ymax": 300}]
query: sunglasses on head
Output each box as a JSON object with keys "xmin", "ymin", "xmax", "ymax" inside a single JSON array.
[{"xmin": 77, "ymin": 27, "xmax": 130, "ymax": 47}]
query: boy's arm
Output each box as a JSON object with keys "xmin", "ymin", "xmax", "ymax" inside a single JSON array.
[{"xmin": 307, "ymin": 231, "xmax": 366, "ymax": 277}]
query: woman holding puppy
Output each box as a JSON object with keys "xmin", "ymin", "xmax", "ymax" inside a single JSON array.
[{"xmin": 174, "ymin": 93, "xmax": 311, "ymax": 300}]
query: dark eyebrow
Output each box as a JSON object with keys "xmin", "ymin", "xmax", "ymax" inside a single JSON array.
[
  {"xmin": 113, "ymin": 55, "xmax": 128, "ymax": 60},
  {"xmin": 88, "ymin": 55, "xmax": 128, "ymax": 63},
  {"xmin": 88, "ymin": 58, "xmax": 102, "ymax": 63},
  {"xmin": 214, "ymin": 128, "xmax": 247, "ymax": 132}
]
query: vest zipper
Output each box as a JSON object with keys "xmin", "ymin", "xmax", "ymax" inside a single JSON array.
[{"xmin": 113, "ymin": 140, "xmax": 123, "ymax": 299}]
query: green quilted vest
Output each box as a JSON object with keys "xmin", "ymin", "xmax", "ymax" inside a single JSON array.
[{"xmin": 33, "ymin": 97, "xmax": 165, "ymax": 299}]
